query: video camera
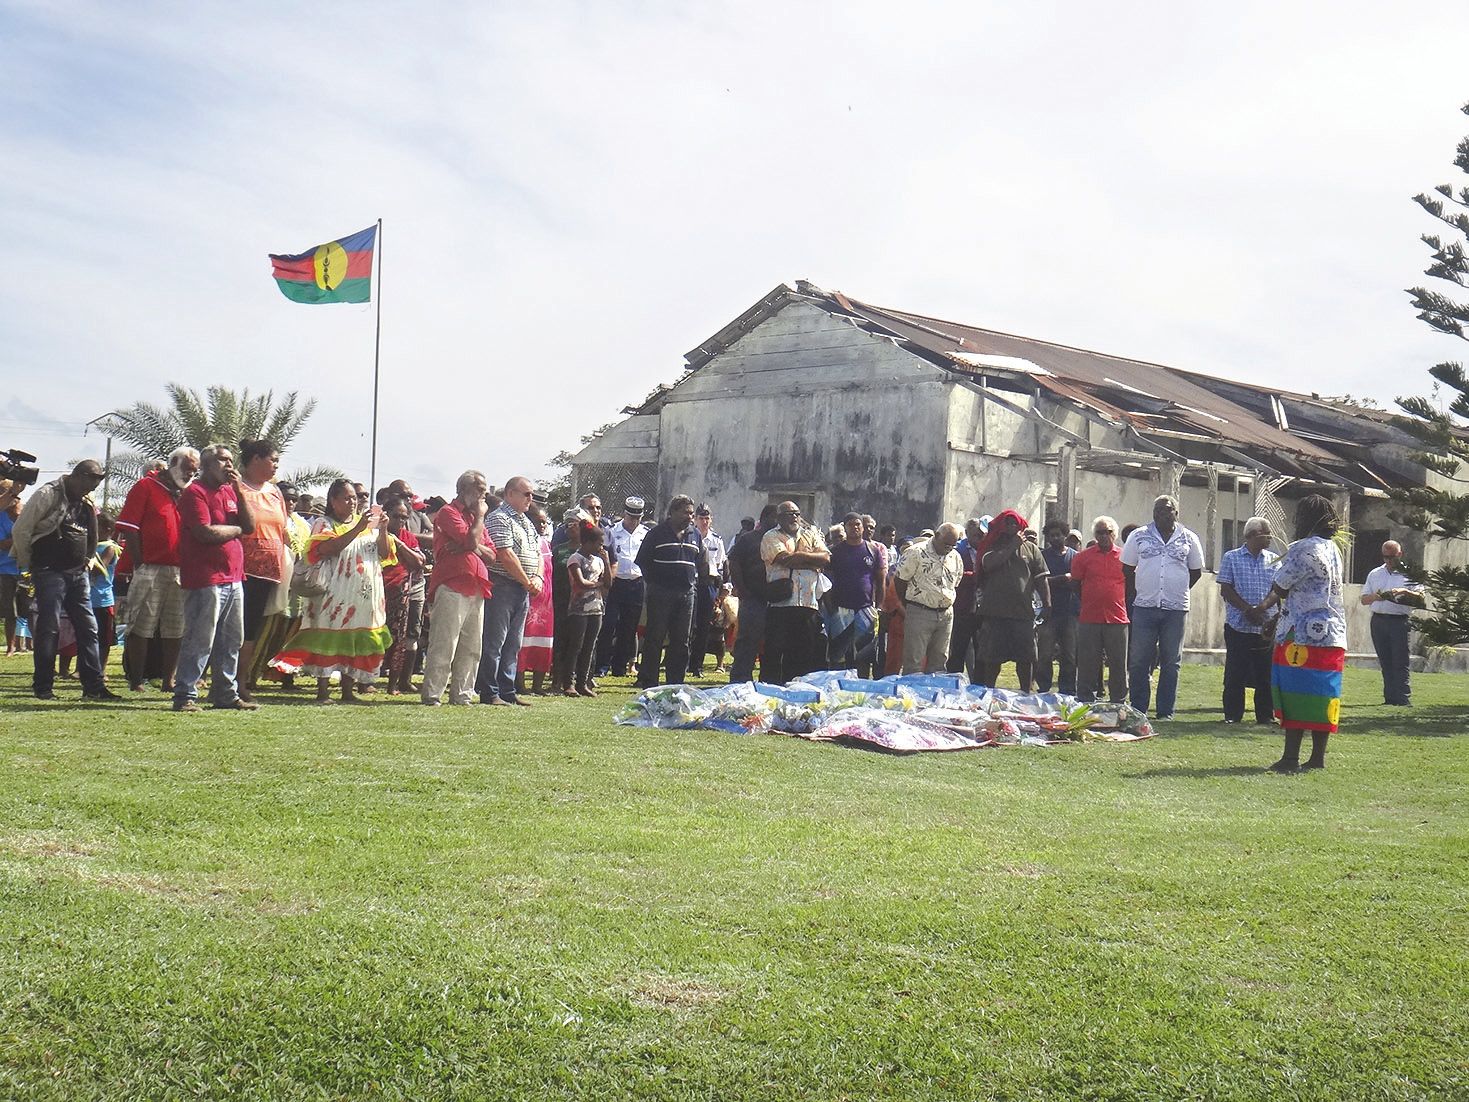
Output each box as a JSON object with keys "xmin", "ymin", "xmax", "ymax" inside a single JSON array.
[{"xmin": 0, "ymin": 448, "xmax": 41, "ymax": 488}]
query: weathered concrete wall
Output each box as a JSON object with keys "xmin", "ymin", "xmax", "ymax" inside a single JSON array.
[
  {"xmin": 574, "ymin": 414, "xmax": 660, "ymax": 464},
  {"xmin": 653, "ymin": 300, "xmax": 951, "ymax": 533},
  {"xmin": 1179, "ymin": 578, "xmax": 1463, "ymax": 670}
]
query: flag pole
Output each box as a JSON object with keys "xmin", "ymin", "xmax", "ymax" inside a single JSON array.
[{"xmin": 369, "ymin": 217, "xmax": 383, "ymax": 497}]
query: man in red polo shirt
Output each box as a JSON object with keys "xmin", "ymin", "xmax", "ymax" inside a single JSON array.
[
  {"xmin": 1070, "ymin": 514, "xmax": 1129, "ymax": 703},
  {"xmin": 172, "ymin": 445, "xmax": 256, "ymax": 713},
  {"xmin": 116, "ymin": 446, "xmax": 199, "ymax": 693},
  {"xmin": 421, "ymin": 470, "xmax": 496, "ymax": 705}
]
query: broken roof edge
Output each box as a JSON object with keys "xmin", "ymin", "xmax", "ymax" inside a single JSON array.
[{"xmin": 684, "ymin": 281, "xmax": 814, "ymax": 370}]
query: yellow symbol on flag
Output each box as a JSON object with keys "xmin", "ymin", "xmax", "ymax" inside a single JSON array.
[
  {"xmin": 1284, "ymin": 643, "xmax": 1310, "ymax": 667},
  {"xmin": 1327, "ymin": 698, "xmax": 1340, "ymax": 726},
  {"xmin": 313, "ymin": 241, "xmax": 348, "ymax": 290}
]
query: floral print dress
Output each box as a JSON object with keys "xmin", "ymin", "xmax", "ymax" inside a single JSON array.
[{"xmin": 270, "ymin": 516, "xmax": 396, "ymax": 685}]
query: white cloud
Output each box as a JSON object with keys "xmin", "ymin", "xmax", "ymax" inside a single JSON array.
[{"xmin": 4, "ymin": 0, "xmax": 1469, "ymax": 494}]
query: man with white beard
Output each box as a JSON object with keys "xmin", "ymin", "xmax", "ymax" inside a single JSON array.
[{"xmin": 116, "ymin": 446, "xmax": 200, "ymax": 693}]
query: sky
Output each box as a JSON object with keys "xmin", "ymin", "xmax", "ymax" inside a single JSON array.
[{"xmin": 4, "ymin": 0, "xmax": 1469, "ymax": 494}]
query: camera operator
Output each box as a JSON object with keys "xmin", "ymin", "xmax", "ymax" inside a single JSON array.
[
  {"xmin": 10, "ymin": 460, "xmax": 120, "ymax": 701},
  {"xmin": 0, "ymin": 480, "xmax": 22, "ymax": 655}
]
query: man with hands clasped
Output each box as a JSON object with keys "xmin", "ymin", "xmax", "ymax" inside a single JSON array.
[
  {"xmin": 477, "ymin": 475, "xmax": 545, "ymax": 706},
  {"xmin": 1216, "ymin": 517, "xmax": 1279, "ymax": 724},
  {"xmin": 421, "ymin": 470, "xmax": 496, "ymax": 706},
  {"xmin": 172, "ymin": 445, "xmax": 257, "ymax": 712}
]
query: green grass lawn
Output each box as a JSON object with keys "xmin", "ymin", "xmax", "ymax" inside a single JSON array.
[{"xmin": 1, "ymin": 653, "xmax": 1465, "ymax": 1101}]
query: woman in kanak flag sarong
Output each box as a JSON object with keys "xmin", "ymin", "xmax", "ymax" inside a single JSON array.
[{"xmin": 1258, "ymin": 495, "xmax": 1348, "ymax": 773}]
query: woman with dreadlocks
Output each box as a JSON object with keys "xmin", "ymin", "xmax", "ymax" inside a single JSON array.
[{"xmin": 1259, "ymin": 494, "xmax": 1347, "ymax": 772}]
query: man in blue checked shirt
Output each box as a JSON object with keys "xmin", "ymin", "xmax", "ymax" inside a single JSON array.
[{"xmin": 1216, "ymin": 516, "xmax": 1280, "ymax": 724}]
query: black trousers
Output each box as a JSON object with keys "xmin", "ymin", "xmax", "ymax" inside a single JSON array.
[
  {"xmin": 1370, "ymin": 614, "xmax": 1412, "ymax": 705},
  {"xmin": 688, "ymin": 581, "xmax": 718, "ymax": 675},
  {"xmin": 945, "ymin": 608, "xmax": 982, "ymax": 675},
  {"xmin": 1222, "ymin": 624, "xmax": 1273, "ymax": 722},
  {"xmin": 637, "ymin": 583, "xmax": 694, "ymax": 688},
  {"xmin": 763, "ymin": 605, "xmax": 825, "ymax": 685},
  {"xmin": 597, "ymin": 578, "xmax": 644, "ymax": 675},
  {"xmin": 556, "ymin": 613, "xmax": 602, "ymax": 690}
]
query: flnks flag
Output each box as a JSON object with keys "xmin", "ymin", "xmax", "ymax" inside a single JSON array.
[{"xmin": 269, "ymin": 225, "xmax": 375, "ymax": 304}]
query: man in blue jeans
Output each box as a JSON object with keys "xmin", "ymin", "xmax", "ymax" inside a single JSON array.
[
  {"xmin": 1120, "ymin": 495, "xmax": 1204, "ymax": 720},
  {"xmin": 172, "ymin": 445, "xmax": 259, "ymax": 713},
  {"xmin": 477, "ymin": 476, "xmax": 544, "ymax": 706},
  {"xmin": 10, "ymin": 460, "xmax": 118, "ymax": 701}
]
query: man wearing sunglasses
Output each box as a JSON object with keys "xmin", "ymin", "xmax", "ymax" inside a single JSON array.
[{"xmin": 760, "ymin": 500, "xmax": 831, "ymax": 684}]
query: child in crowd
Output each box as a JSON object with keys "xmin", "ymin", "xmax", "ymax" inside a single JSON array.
[
  {"xmin": 12, "ymin": 574, "xmax": 33, "ymax": 653},
  {"xmin": 559, "ymin": 525, "xmax": 610, "ymax": 698},
  {"xmin": 91, "ymin": 513, "xmax": 121, "ymax": 676},
  {"xmin": 709, "ymin": 583, "xmax": 737, "ymax": 673}
]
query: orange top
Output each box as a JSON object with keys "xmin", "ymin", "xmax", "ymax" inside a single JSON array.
[{"xmin": 239, "ymin": 481, "xmax": 288, "ymax": 582}]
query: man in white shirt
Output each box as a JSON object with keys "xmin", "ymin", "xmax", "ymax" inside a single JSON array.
[
  {"xmin": 1360, "ymin": 540, "xmax": 1419, "ymax": 706},
  {"xmin": 596, "ymin": 496, "xmax": 650, "ymax": 677},
  {"xmin": 1120, "ymin": 494, "xmax": 1204, "ymax": 719}
]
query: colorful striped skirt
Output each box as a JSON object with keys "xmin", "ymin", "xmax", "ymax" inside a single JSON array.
[{"xmin": 1272, "ymin": 642, "xmax": 1345, "ymax": 732}]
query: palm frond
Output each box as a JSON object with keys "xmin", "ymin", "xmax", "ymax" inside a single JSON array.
[
  {"xmin": 239, "ymin": 390, "xmax": 275, "ymax": 443},
  {"xmin": 282, "ymin": 465, "xmax": 346, "ymax": 492},
  {"xmin": 205, "ymin": 386, "xmax": 241, "ymax": 448},
  {"xmin": 166, "ymin": 384, "xmax": 213, "ymax": 447},
  {"xmin": 265, "ymin": 392, "xmax": 316, "ymax": 452}
]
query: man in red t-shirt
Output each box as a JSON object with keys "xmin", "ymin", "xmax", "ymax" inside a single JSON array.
[
  {"xmin": 172, "ymin": 445, "xmax": 257, "ymax": 713},
  {"xmin": 116, "ymin": 447, "xmax": 199, "ymax": 693},
  {"xmin": 1069, "ymin": 514, "xmax": 1129, "ymax": 703},
  {"xmin": 421, "ymin": 470, "xmax": 496, "ymax": 705}
]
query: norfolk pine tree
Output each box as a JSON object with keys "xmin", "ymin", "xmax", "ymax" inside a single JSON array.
[{"xmin": 1392, "ymin": 101, "xmax": 1469, "ymax": 645}]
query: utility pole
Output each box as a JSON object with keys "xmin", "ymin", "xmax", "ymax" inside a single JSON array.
[{"xmin": 85, "ymin": 412, "xmax": 123, "ymax": 512}]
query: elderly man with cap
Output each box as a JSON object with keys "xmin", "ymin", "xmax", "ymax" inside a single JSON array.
[
  {"xmin": 10, "ymin": 459, "xmax": 119, "ymax": 701},
  {"xmin": 1361, "ymin": 539, "xmax": 1422, "ymax": 706},
  {"xmin": 553, "ymin": 493, "xmax": 610, "ymax": 548},
  {"xmin": 596, "ymin": 496, "xmax": 650, "ymax": 677}
]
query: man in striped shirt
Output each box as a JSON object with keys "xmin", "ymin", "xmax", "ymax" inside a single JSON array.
[
  {"xmin": 633, "ymin": 495, "xmax": 707, "ymax": 689},
  {"xmin": 476, "ymin": 475, "xmax": 544, "ymax": 706}
]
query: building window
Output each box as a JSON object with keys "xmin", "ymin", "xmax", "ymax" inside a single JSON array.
[
  {"xmin": 1354, "ymin": 528, "xmax": 1389, "ymax": 584},
  {"xmin": 1221, "ymin": 518, "xmax": 1241, "ymax": 554}
]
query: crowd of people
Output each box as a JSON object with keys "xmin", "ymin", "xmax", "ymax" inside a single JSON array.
[{"xmin": 1, "ymin": 448, "xmax": 1427, "ymax": 772}]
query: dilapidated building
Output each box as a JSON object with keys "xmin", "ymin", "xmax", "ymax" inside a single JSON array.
[{"xmin": 572, "ymin": 280, "xmax": 1468, "ymax": 658}]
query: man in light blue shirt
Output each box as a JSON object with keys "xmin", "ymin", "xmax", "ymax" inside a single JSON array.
[{"xmin": 1216, "ymin": 517, "xmax": 1279, "ymax": 723}]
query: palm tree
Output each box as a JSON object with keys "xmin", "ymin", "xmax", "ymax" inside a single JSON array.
[{"xmin": 98, "ymin": 384, "xmax": 344, "ymax": 496}]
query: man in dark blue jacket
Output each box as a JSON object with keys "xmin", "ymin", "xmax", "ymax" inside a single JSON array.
[{"xmin": 634, "ymin": 495, "xmax": 707, "ymax": 688}]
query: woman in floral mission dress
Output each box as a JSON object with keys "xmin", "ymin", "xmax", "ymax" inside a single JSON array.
[{"xmin": 271, "ymin": 478, "xmax": 396, "ymax": 704}]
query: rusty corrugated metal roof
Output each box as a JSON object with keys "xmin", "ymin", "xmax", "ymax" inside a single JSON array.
[{"xmin": 836, "ymin": 298, "xmax": 1340, "ymax": 462}]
